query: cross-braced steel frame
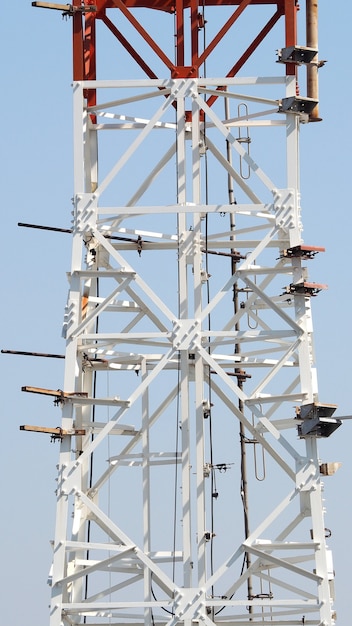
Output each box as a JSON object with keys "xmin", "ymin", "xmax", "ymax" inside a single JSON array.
[{"xmin": 42, "ymin": 2, "xmax": 337, "ymax": 625}]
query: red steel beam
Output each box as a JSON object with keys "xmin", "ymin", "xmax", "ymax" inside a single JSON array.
[
  {"xmin": 175, "ymin": 0, "xmax": 185, "ymax": 67},
  {"xmin": 101, "ymin": 13, "xmax": 160, "ymax": 80},
  {"xmin": 84, "ymin": 5, "xmax": 97, "ymax": 108},
  {"xmin": 284, "ymin": 0, "xmax": 298, "ymax": 77},
  {"xmin": 72, "ymin": 0, "xmax": 84, "ymax": 80},
  {"xmin": 190, "ymin": 0, "xmax": 199, "ymax": 72},
  {"xmin": 226, "ymin": 7, "xmax": 283, "ymax": 78},
  {"xmin": 205, "ymin": 7, "xmax": 283, "ymax": 108},
  {"xmin": 111, "ymin": 0, "xmax": 176, "ymax": 72},
  {"xmin": 73, "ymin": 0, "xmax": 298, "ymax": 106},
  {"xmin": 95, "ymin": 0, "xmax": 285, "ymax": 10},
  {"xmin": 196, "ymin": 0, "xmax": 252, "ymax": 69}
]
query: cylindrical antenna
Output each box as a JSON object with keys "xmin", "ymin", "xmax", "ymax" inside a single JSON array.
[{"xmin": 306, "ymin": 0, "xmax": 321, "ymax": 121}]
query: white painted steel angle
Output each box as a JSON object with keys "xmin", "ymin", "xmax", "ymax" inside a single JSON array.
[
  {"xmin": 57, "ymin": 547, "xmax": 134, "ymax": 586},
  {"xmin": 198, "ymin": 85, "xmax": 279, "ymax": 107},
  {"xmin": 208, "ymin": 377, "xmax": 296, "ymax": 482},
  {"xmin": 86, "ymin": 86, "xmax": 172, "ymax": 111},
  {"xmin": 256, "ymin": 415, "xmax": 302, "ymax": 464},
  {"xmin": 243, "ymin": 545, "xmax": 322, "ymax": 584},
  {"xmin": 88, "ymin": 383, "xmax": 180, "ymax": 497},
  {"xmin": 62, "ymin": 345, "xmax": 177, "ymax": 490},
  {"xmin": 193, "ymin": 90, "xmax": 277, "ymax": 193},
  {"xmin": 70, "ymin": 281, "xmax": 134, "ymax": 340},
  {"xmin": 205, "ymin": 136, "xmax": 262, "ymax": 204},
  {"xmin": 91, "ymin": 227, "xmax": 176, "ymax": 324},
  {"xmin": 95, "ymin": 90, "xmax": 176, "ymax": 197},
  {"xmin": 221, "ymin": 270, "xmax": 286, "ymax": 333},
  {"xmin": 96, "ymin": 202, "xmax": 270, "ymax": 215},
  {"xmin": 237, "ymin": 221, "xmax": 281, "ymax": 269},
  {"xmin": 259, "ymin": 569, "xmax": 317, "ymax": 600},
  {"xmin": 244, "ymin": 276, "xmax": 303, "ymax": 334},
  {"xmin": 249, "ymin": 338, "xmax": 301, "ymax": 397},
  {"xmin": 246, "ymin": 392, "xmax": 306, "ymax": 406},
  {"xmin": 122, "ymin": 141, "xmax": 176, "ymax": 215}
]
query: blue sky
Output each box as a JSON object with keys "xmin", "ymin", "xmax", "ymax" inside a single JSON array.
[{"xmin": 1, "ymin": 2, "xmax": 351, "ymax": 624}]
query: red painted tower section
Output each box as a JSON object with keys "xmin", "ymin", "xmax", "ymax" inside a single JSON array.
[{"xmin": 72, "ymin": 0, "xmax": 299, "ymax": 84}]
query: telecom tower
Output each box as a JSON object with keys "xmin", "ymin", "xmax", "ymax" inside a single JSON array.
[{"xmin": 27, "ymin": 1, "xmax": 340, "ymax": 624}]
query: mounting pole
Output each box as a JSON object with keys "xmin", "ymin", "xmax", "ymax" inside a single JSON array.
[{"xmin": 306, "ymin": 0, "xmax": 321, "ymax": 120}]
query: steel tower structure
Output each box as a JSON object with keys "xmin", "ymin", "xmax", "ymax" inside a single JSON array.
[{"xmin": 30, "ymin": 1, "xmax": 340, "ymax": 624}]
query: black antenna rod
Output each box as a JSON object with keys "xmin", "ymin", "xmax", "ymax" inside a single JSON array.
[
  {"xmin": 18, "ymin": 222, "xmax": 149, "ymax": 245},
  {"xmin": 1, "ymin": 349, "xmax": 65, "ymax": 359},
  {"xmin": 18, "ymin": 222, "xmax": 72, "ymax": 234}
]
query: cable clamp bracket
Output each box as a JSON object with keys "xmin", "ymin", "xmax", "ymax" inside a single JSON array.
[{"xmin": 282, "ymin": 282, "xmax": 327, "ymax": 297}]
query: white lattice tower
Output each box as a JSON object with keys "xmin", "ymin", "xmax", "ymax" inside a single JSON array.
[{"xmin": 30, "ymin": 2, "xmax": 339, "ymax": 625}]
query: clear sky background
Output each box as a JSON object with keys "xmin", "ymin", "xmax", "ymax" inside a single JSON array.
[{"xmin": 1, "ymin": 2, "xmax": 351, "ymax": 624}]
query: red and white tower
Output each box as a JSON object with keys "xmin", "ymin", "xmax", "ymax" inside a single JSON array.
[{"xmin": 31, "ymin": 1, "xmax": 339, "ymax": 624}]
